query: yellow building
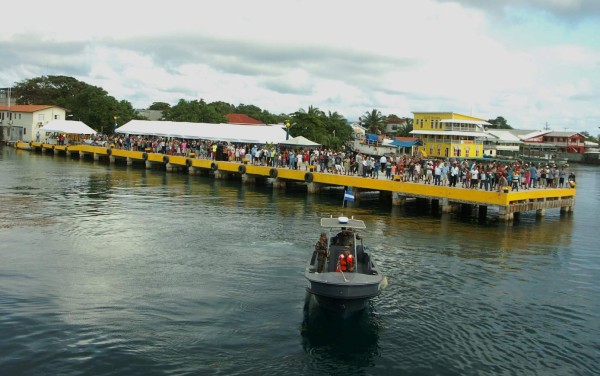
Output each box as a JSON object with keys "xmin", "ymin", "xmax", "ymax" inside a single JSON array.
[{"xmin": 410, "ymin": 112, "xmax": 491, "ymax": 159}]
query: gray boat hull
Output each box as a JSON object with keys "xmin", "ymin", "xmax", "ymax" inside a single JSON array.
[{"xmin": 305, "ymin": 257, "xmax": 383, "ymax": 314}]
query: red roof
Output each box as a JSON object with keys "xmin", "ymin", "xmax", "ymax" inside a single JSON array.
[
  {"xmin": 225, "ymin": 113, "xmax": 264, "ymax": 125},
  {"xmin": 0, "ymin": 105, "xmax": 64, "ymax": 112}
]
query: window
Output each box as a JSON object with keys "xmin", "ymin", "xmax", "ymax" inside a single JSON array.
[
  {"xmin": 38, "ymin": 114, "xmax": 45, "ymax": 121},
  {"xmin": 54, "ymin": 114, "xmax": 59, "ymax": 120}
]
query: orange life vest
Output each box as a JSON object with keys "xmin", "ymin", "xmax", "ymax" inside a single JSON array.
[{"xmin": 336, "ymin": 253, "xmax": 354, "ymax": 272}]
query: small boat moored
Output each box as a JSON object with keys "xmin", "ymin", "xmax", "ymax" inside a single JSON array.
[{"xmin": 304, "ymin": 216, "xmax": 384, "ymax": 315}]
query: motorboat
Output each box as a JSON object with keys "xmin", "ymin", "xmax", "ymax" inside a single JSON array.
[{"xmin": 304, "ymin": 216, "xmax": 385, "ymax": 315}]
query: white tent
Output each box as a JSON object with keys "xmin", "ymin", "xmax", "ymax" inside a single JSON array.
[
  {"xmin": 279, "ymin": 135, "xmax": 321, "ymax": 147},
  {"xmin": 115, "ymin": 120, "xmax": 288, "ymax": 144},
  {"xmin": 39, "ymin": 120, "xmax": 97, "ymax": 135}
]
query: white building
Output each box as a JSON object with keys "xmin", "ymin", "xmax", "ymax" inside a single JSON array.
[
  {"xmin": 484, "ymin": 129, "xmax": 523, "ymax": 159},
  {"xmin": 0, "ymin": 105, "xmax": 67, "ymax": 142}
]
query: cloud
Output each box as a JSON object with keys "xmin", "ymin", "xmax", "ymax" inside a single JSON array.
[
  {"xmin": 1, "ymin": 0, "xmax": 599, "ymax": 133},
  {"xmin": 440, "ymin": 0, "xmax": 600, "ymax": 21}
]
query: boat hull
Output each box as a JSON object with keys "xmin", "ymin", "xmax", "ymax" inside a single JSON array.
[
  {"xmin": 307, "ymin": 278, "xmax": 382, "ymax": 300},
  {"xmin": 305, "ymin": 273, "xmax": 383, "ymax": 315},
  {"xmin": 310, "ymin": 293, "xmax": 371, "ymax": 315}
]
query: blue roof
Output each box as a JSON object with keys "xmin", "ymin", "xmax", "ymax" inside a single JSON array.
[{"xmin": 390, "ymin": 140, "xmax": 419, "ymax": 147}]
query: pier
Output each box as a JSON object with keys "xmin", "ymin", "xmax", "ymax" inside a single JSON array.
[{"xmin": 16, "ymin": 141, "xmax": 576, "ymax": 221}]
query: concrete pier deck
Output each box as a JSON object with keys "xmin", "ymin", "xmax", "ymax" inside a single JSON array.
[{"xmin": 17, "ymin": 142, "xmax": 576, "ymax": 221}]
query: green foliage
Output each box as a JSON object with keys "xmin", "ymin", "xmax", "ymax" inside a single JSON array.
[
  {"xmin": 162, "ymin": 99, "xmax": 227, "ymax": 123},
  {"xmin": 287, "ymin": 106, "xmax": 351, "ymax": 149},
  {"xmin": 235, "ymin": 104, "xmax": 285, "ymax": 124},
  {"xmin": 486, "ymin": 116, "xmax": 513, "ymax": 129},
  {"xmin": 580, "ymin": 131, "xmax": 598, "ymax": 143},
  {"xmin": 210, "ymin": 101, "xmax": 236, "ymax": 116},
  {"xmin": 12, "ymin": 75, "xmax": 143, "ymax": 133},
  {"xmin": 362, "ymin": 109, "xmax": 385, "ymax": 134},
  {"xmin": 149, "ymin": 102, "xmax": 171, "ymax": 111},
  {"xmin": 394, "ymin": 118, "xmax": 413, "ymax": 137},
  {"xmin": 11, "ymin": 75, "xmax": 417, "ymax": 143}
]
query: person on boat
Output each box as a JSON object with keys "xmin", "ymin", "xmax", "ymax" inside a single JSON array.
[
  {"xmin": 336, "ymin": 247, "xmax": 354, "ymax": 273},
  {"xmin": 315, "ymin": 233, "xmax": 329, "ymax": 273},
  {"xmin": 333, "ymin": 228, "xmax": 352, "ymax": 246}
]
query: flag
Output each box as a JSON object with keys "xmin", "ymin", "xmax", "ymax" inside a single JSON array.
[{"xmin": 344, "ymin": 190, "xmax": 354, "ymax": 202}]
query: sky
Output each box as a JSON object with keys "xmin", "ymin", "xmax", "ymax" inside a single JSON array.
[{"xmin": 1, "ymin": 0, "xmax": 599, "ymax": 133}]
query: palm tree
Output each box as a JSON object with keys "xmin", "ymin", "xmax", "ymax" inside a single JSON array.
[
  {"xmin": 362, "ymin": 109, "xmax": 385, "ymax": 134},
  {"xmin": 395, "ymin": 118, "xmax": 414, "ymax": 137}
]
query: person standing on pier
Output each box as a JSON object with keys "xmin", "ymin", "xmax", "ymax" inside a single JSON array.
[
  {"xmin": 380, "ymin": 155, "xmax": 387, "ymax": 173},
  {"xmin": 498, "ymin": 173, "xmax": 509, "ymax": 192},
  {"xmin": 450, "ymin": 162, "xmax": 459, "ymax": 187},
  {"xmin": 434, "ymin": 162, "xmax": 442, "ymax": 186},
  {"xmin": 529, "ymin": 164, "xmax": 537, "ymax": 188}
]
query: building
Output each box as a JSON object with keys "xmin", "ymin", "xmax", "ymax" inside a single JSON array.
[
  {"xmin": 484, "ymin": 129, "xmax": 522, "ymax": 159},
  {"xmin": 410, "ymin": 112, "xmax": 492, "ymax": 159},
  {"xmin": 517, "ymin": 130, "xmax": 586, "ymax": 161},
  {"xmin": 136, "ymin": 109, "xmax": 164, "ymax": 121},
  {"xmin": 383, "ymin": 117, "xmax": 410, "ymax": 135},
  {"xmin": 225, "ymin": 114, "xmax": 264, "ymax": 125},
  {"xmin": 539, "ymin": 131, "xmax": 585, "ymax": 154},
  {"xmin": 0, "ymin": 105, "xmax": 67, "ymax": 142},
  {"xmin": 0, "ymin": 88, "xmax": 11, "ymax": 106}
]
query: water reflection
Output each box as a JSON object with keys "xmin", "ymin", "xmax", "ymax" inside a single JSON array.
[{"xmin": 301, "ymin": 292, "xmax": 380, "ymax": 373}]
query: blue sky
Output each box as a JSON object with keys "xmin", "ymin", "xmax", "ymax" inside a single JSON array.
[{"xmin": 1, "ymin": 0, "xmax": 599, "ymax": 134}]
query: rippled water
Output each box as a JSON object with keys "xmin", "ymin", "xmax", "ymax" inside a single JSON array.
[{"xmin": 1, "ymin": 146, "xmax": 599, "ymax": 375}]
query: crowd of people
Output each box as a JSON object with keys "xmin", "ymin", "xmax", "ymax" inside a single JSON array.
[{"xmin": 90, "ymin": 134, "xmax": 575, "ymax": 191}]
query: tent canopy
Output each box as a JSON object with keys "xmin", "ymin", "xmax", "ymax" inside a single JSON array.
[
  {"xmin": 116, "ymin": 120, "xmax": 287, "ymax": 144},
  {"xmin": 279, "ymin": 135, "xmax": 321, "ymax": 147},
  {"xmin": 390, "ymin": 139, "xmax": 420, "ymax": 148},
  {"xmin": 39, "ymin": 120, "xmax": 97, "ymax": 135}
]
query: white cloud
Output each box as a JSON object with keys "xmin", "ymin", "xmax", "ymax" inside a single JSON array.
[{"xmin": 1, "ymin": 0, "xmax": 599, "ymax": 133}]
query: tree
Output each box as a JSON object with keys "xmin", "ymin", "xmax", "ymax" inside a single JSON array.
[
  {"xmin": 235, "ymin": 104, "xmax": 284, "ymax": 124},
  {"xmin": 325, "ymin": 111, "xmax": 351, "ymax": 149},
  {"xmin": 289, "ymin": 105, "xmax": 325, "ymax": 143},
  {"xmin": 580, "ymin": 131, "xmax": 598, "ymax": 143},
  {"xmin": 395, "ymin": 118, "xmax": 413, "ymax": 137},
  {"xmin": 487, "ymin": 116, "xmax": 513, "ymax": 129},
  {"xmin": 13, "ymin": 75, "xmax": 89, "ymax": 105},
  {"xmin": 210, "ymin": 101, "xmax": 236, "ymax": 116},
  {"xmin": 287, "ymin": 106, "xmax": 352, "ymax": 148},
  {"xmin": 11, "ymin": 75, "xmax": 142, "ymax": 133},
  {"xmin": 148, "ymin": 102, "xmax": 171, "ymax": 111},
  {"xmin": 362, "ymin": 109, "xmax": 385, "ymax": 134},
  {"xmin": 162, "ymin": 99, "xmax": 227, "ymax": 123}
]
